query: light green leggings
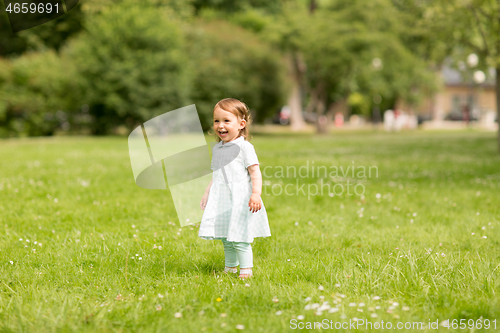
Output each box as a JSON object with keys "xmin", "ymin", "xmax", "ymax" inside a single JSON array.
[{"xmin": 221, "ymin": 238, "xmax": 253, "ymax": 268}]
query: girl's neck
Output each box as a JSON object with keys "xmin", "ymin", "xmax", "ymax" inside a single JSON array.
[{"xmin": 222, "ymin": 135, "xmax": 243, "ymax": 145}]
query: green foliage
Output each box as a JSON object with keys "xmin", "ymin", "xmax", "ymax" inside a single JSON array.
[
  {"xmin": 293, "ymin": 0, "xmax": 440, "ymax": 112},
  {"xmin": 185, "ymin": 19, "xmax": 287, "ymax": 129},
  {"xmin": 0, "ymin": 50, "xmax": 81, "ymax": 137},
  {"xmin": 65, "ymin": 1, "xmax": 191, "ymax": 134},
  {"xmin": 347, "ymin": 92, "xmax": 370, "ymax": 116},
  {"xmin": 0, "ymin": 3, "xmax": 84, "ymax": 57}
]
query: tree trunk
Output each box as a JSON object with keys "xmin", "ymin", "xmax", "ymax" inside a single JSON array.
[
  {"xmin": 287, "ymin": 52, "xmax": 306, "ymax": 131},
  {"xmin": 497, "ymin": 67, "xmax": 500, "ymax": 152}
]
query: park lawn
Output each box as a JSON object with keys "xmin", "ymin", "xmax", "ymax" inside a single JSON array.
[{"xmin": 0, "ymin": 130, "xmax": 499, "ymax": 332}]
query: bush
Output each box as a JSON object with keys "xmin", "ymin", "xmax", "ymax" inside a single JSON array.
[
  {"xmin": 65, "ymin": 1, "xmax": 191, "ymax": 134},
  {"xmin": 0, "ymin": 50, "xmax": 81, "ymax": 137}
]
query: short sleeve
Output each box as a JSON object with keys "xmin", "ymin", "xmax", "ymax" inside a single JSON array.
[{"xmin": 242, "ymin": 142, "xmax": 259, "ymax": 169}]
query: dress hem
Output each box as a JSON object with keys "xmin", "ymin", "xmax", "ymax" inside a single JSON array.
[{"xmin": 199, "ymin": 235, "xmax": 271, "ymax": 243}]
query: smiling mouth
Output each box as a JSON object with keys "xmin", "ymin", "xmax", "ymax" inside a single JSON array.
[{"xmin": 219, "ymin": 130, "xmax": 228, "ymax": 136}]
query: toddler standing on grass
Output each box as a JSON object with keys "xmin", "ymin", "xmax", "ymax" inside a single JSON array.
[{"xmin": 199, "ymin": 98, "xmax": 271, "ymax": 279}]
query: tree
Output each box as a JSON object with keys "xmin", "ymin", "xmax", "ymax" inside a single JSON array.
[
  {"xmin": 184, "ymin": 19, "xmax": 287, "ymax": 130},
  {"xmin": 288, "ymin": 0, "xmax": 440, "ymax": 132},
  {"xmin": 65, "ymin": 1, "xmax": 191, "ymax": 134},
  {"xmin": 408, "ymin": 0, "xmax": 500, "ymax": 152}
]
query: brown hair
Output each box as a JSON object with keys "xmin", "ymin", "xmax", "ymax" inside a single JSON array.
[{"xmin": 209, "ymin": 98, "xmax": 253, "ymax": 142}]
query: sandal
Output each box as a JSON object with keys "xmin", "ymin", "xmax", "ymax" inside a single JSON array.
[{"xmin": 238, "ymin": 268, "xmax": 253, "ymax": 279}]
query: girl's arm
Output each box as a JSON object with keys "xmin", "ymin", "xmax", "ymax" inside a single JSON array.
[
  {"xmin": 200, "ymin": 179, "xmax": 212, "ymax": 210},
  {"xmin": 247, "ymin": 164, "xmax": 262, "ymax": 212},
  {"xmin": 204, "ymin": 179, "xmax": 213, "ymax": 194}
]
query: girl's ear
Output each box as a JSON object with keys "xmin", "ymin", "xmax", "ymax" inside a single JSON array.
[{"xmin": 239, "ymin": 118, "xmax": 247, "ymax": 130}]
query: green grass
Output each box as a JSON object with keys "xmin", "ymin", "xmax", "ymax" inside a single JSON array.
[{"xmin": 0, "ymin": 130, "xmax": 499, "ymax": 332}]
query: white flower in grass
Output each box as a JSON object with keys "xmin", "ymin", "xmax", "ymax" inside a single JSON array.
[
  {"xmin": 318, "ymin": 285, "xmax": 324, "ymax": 291},
  {"xmin": 294, "ymin": 222, "xmax": 299, "ymax": 226},
  {"xmin": 311, "ymin": 303, "xmax": 320, "ymax": 310},
  {"xmin": 483, "ymin": 236, "xmax": 487, "ymax": 239},
  {"xmin": 304, "ymin": 297, "xmax": 312, "ymax": 302},
  {"xmin": 245, "ymin": 283, "xmax": 250, "ymax": 287},
  {"xmin": 328, "ymin": 308, "xmax": 339, "ymax": 313},
  {"xmin": 26, "ymin": 240, "xmax": 30, "ymax": 243},
  {"xmin": 471, "ymin": 233, "xmax": 475, "ymax": 235},
  {"xmin": 139, "ymin": 257, "xmax": 142, "ymax": 260},
  {"xmin": 375, "ymin": 306, "xmax": 381, "ymax": 310},
  {"xmin": 132, "ymin": 225, "xmax": 136, "ymax": 229},
  {"xmin": 19, "ymin": 238, "xmax": 22, "ymax": 241},
  {"xmin": 353, "ymin": 317, "xmax": 358, "ymax": 322},
  {"xmin": 357, "ymin": 308, "xmax": 363, "ymax": 312},
  {"xmin": 158, "ymin": 294, "xmax": 164, "ymax": 298},
  {"xmin": 482, "ymin": 226, "xmax": 486, "ymax": 230},
  {"xmin": 318, "ymin": 303, "xmax": 331, "ymax": 311},
  {"xmin": 334, "ymin": 283, "xmax": 340, "ymax": 288},
  {"xmin": 158, "ymin": 246, "xmax": 162, "ymax": 250},
  {"xmin": 174, "ymin": 312, "xmax": 182, "ymax": 318},
  {"xmin": 275, "ymin": 311, "xmax": 282, "ymax": 316},
  {"xmin": 9, "ymin": 261, "xmax": 13, "ymax": 264},
  {"xmin": 272, "ymin": 297, "xmax": 279, "ymax": 303},
  {"xmin": 349, "ymin": 302, "xmax": 356, "ymax": 307},
  {"xmin": 319, "ymin": 296, "xmax": 325, "ymax": 300},
  {"xmin": 402, "ymin": 306, "xmax": 410, "ymax": 311},
  {"xmin": 220, "ymin": 313, "xmax": 227, "ymax": 318},
  {"xmin": 156, "ymin": 305, "xmax": 162, "ymax": 311},
  {"xmin": 198, "ymin": 310, "xmax": 205, "ymax": 316},
  {"xmin": 358, "ymin": 302, "xmax": 365, "ymax": 307},
  {"xmin": 235, "ymin": 324, "xmax": 244, "ymax": 330},
  {"xmin": 371, "ymin": 313, "xmax": 378, "ymax": 318},
  {"xmin": 220, "ymin": 323, "xmax": 226, "ymax": 327},
  {"xmin": 375, "ymin": 193, "xmax": 381, "ymax": 199},
  {"xmin": 315, "ymin": 311, "xmax": 323, "ymax": 316},
  {"xmin": 297, "ymin": 315, "xmax": 305, "ymax": 320},
  {"xmin": 304, "ymin": 304, "xmax": 311, "ymax": 310},
  {"xmin": 373, "ymin": 296, "xmax": 380, "ymax": 300}
]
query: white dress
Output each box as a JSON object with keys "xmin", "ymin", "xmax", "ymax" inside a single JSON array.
[{"xmin": 198, "ymin": 136, "xmax": 271, "ymax": 243}]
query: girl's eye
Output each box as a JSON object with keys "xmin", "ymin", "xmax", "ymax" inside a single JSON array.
[
  {"xmin": 214, "ymin": 120, "xmax": 219, "ymax": 122},
  {"xmin": 225, "ymin": 120, "xmax": 229, "ymax": 122}
]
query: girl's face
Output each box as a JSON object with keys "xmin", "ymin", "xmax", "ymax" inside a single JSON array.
[{"xmin": 213, "ymin": 107, "xmax": 246, "ymax": 143}]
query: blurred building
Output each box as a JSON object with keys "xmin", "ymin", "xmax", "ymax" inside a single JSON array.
[{"xmin": 404, "ymin": 63, "xmax": 497, "ymax": 128}]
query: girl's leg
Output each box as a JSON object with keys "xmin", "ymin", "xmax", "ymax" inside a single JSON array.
[
  {"xmin": 221, "ymin": 238, "xmax": 238, "ymax": 273},
  {"xmin": 233, "ymin": 242, "xmax": 253, "ymax": 278}
]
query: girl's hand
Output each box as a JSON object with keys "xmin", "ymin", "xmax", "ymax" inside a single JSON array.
[
  {"xmin": 248, "ymin": 193, "xmax": 262, "ymax": 213},
  {"xmin": 200, "ymin": 193, "xmax": 209, "ymax": 210}
]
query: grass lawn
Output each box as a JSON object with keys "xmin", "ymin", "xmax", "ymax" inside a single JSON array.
[{"xmin": 0, "ymin": 130, "xmax": 499, "ymax": 332}]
